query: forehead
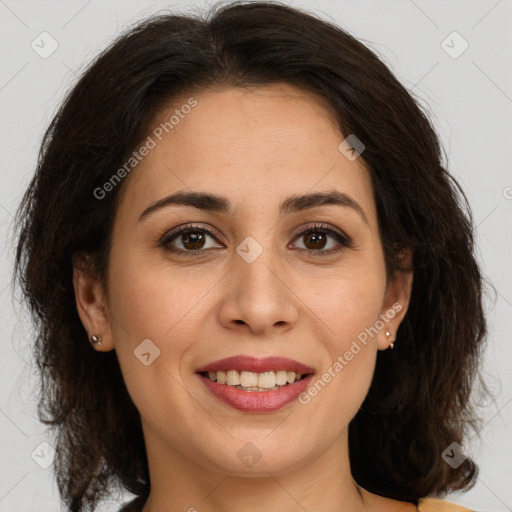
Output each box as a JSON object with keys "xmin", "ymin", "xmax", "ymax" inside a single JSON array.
[{"xmin": 117, "ymin": 83, "xmax": 375, "ymax": 224}]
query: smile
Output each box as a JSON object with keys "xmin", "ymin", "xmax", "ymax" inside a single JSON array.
[
  {"xmin": 196, "ymin": 355, "xmax": 315, "ymax": 412},
  {"xmin": 200, "ymin": 369, "xmax": 307, "ymax": 391}
]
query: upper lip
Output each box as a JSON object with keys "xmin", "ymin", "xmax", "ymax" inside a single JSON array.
[{"xmin": 196, "ymin": 355, "xmax": 315, "ymax": 374}]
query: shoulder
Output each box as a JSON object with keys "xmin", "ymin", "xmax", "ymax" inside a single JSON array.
[{"xmin": 418, "ymin": 497, "xmax": 475, "ymax": 511}]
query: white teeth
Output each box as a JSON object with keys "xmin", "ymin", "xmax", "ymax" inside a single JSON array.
[
  {"xmin": 275, "ymin": 370, "xmax": 288, "ymax": 385},
  {"xmin": 226, "ymin": 370, "xmax": 240, "ymax": 386},
  {"xmin": 240, "ymin": 371, "xmax": 258, "ymax": 388},
  {"xmin": 204, "ymin": 370, "xmax": 305, "ymax": 388},
  {"xmin": 257, "ymin": 371, "xmax": 276, "ymax": 389}
]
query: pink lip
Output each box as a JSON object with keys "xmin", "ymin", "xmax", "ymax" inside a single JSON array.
[
  {"xmin": 197, "ymin": 373, "xmax": 314, "ymax": 413},
  {"xmin": 195, "ymin": 355, "xmax": 315, "ymax": 413},
  {"xmin": 195, "ymin": 355, "xmax": 315, "ymax": 374}
]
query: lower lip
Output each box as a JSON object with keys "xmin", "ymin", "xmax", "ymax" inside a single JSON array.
[{"xmin": 197, "ymin": 373, "xmax": 314, "ymax": 412}]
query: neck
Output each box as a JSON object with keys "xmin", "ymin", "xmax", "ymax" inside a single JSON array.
[{"xmin": 139, "ymin": 425, "xmax": 367, "ymax": 512}]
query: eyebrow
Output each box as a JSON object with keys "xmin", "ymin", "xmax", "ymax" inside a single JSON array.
[{"xmin": 138, "ymin": 189, "xmax": 369, "ymax": 225}]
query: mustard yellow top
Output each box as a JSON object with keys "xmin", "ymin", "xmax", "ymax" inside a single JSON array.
[
  {"xmin": 119, "ymin": 496, "xmax": 476, "ymax": 511},
  {"xmin": 417, "ymin": 497, "xmax": 474, "ymax": 511}
]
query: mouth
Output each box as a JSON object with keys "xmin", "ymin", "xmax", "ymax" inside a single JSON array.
[
  {"xmin": 195, "ymin": 355, "xmax": 315, "ymax": 412},
  {"xmin": 198, "ymin": 369, "xmax": 309, "ymax": 391}
]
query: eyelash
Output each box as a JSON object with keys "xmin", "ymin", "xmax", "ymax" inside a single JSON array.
[{"xmin": 158, "ymin": 222, "xmax": 351, "ymax": 258}]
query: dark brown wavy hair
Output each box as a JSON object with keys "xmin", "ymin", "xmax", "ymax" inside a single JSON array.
[{"xmin": 14, "ymin": 1, "xmax": 494, "ymax": 510}]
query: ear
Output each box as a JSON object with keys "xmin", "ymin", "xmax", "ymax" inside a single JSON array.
[
  {"xmin": 72, "ymin": 254, "xmax": 113, "ymax": 351},
  {"xmin": 377, "ymin": 247, "xmax": 414, "ymax": 351}
]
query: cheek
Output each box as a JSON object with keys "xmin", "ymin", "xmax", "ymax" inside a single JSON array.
[
  {"xmin": 105, "ymin": 250, "xmax": 206, "ymax": 398},
  {"xmin": 305, "ymin": 264, "xmax": 386, "ymax": 346},
  {"xmin": 297, "ymin": 286, "xmax": 380, "ymax": 438},
  {"xmin": 106, "ymin": 251, "xmax": 205, "ymax": 426},
  {"xmin": 107, "ymin": 245, "xmax": 204, "ymax": 340},
  {"xmin": 296, "ymin": 264, "xmax": 385, "ymax": 411}
]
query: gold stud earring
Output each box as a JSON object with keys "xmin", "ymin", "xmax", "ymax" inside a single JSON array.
[
  {"xmin": 90, "ymin": 334, "xmax": 102, "ymax": 346},
  {"xmin": 385, "ymin": 329, "xmax": 394, "ymax": 349}
]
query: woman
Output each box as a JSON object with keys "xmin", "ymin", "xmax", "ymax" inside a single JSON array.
[{"xmin": 14, "ymin": 2, "xmax": 490, "ymax": 511}]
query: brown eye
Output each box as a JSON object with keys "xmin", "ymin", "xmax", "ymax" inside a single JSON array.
[
  {"xmin": 292, "ymin": 224, "xmax": 350, "ymax": 256},
  {"xmin": 159, "ymin": 222, "xmax": 350, "ymax": 258},
  {"xmin": 180, "ymin": 231, "xmax": 207, "ymax": 250},
  {"xmin": 160, "ymin": 224, "xmax": 223, "ymax": 256},
  {"xmin": 302, "ymin": 231, "xmax": 328, "ymax": 250}
]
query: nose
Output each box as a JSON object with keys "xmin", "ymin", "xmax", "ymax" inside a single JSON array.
[{"xmin": 217, "ymin": 248, "xmax": 299, "ymax": 336}]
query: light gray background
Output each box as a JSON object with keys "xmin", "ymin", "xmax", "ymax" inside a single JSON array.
[{"xmin": 0, "ymin": 0, "xmax": 510, "ymax": 511}]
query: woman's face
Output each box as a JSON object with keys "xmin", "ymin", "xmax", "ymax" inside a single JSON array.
[{"xmin": 76, "ymin": 83, "xmax": 411, "ymax": 478}]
